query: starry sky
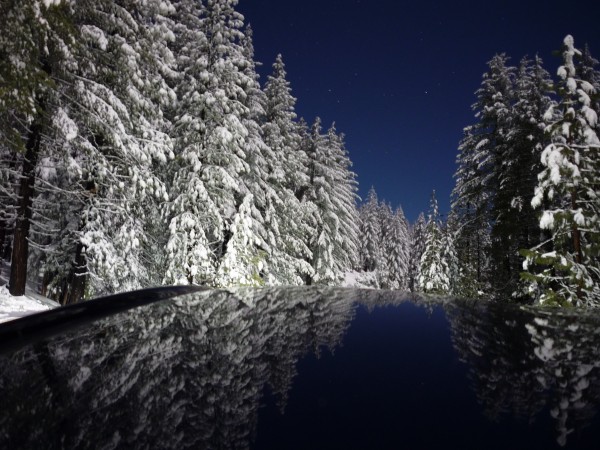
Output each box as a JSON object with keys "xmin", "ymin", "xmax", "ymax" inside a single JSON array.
[{"xmin": 238, "ymin": 0, "xmax": 600, "ymax": 222}]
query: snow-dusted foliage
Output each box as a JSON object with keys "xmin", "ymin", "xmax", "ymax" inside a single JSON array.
[
  {"xmin": 303, "ymin": 119, "xmax": 360, "ymax": 285},
  {"xmin": 452, "ymin": 49, "xmax": 562, "ymax": 299},
  {"xmin": 260, "ymin": 54, "xmax": 315, "ymax": 285},
  {"xmin": 522, "ymin": 36, "xmax": 600, "ymax": 307},
  {"xmin": 0, "ymin": 0, "xmax": 363, "ymax": 300},
  {"xmin": 356, "ymin": 187, "xmax": 411, "ymax": 290},
  {"xmin": 215, "ymin": 194, "xmax": 267, "ymax": 286},
  {"xmin": 383, "ymin": 206, "xmax": 411, "ymax": 290},
  {"xmin": 418, "ymin": 191, "xmax": 451, "ymax": 294},
  {"xmin": 358, "ymin": 187, "xmax": 382, "ymax": 272},
  {"xmin": 408, "ymin": 212, "xmax": 427, "ymax": 292},
  {"xmin": 452, "ymin": 54, "xmax": 515, "ymax": 296}
]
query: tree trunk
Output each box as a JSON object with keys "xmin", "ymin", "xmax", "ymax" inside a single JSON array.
[
  {"xmin": 9, "ymin": 121, "xmax": 43, "ymax": 296},
  {"xmin": 64, "ymin": 242, "xmax": 87, "ymax": 304},
  {"xmin": 571, "ymin": 190, "xmax": 584, "ymax": 299}
]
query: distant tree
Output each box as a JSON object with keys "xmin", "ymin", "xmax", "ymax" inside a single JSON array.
[
  {"xmin": 384, "ymin": 206, "xmax": 411, "ymax": 290},
  {"xmin": 376, "ymin": 202, "xmax": 394, "ymax": 287},
  {"xmin": 419, "ymin": 191, "xmax": 451, "ymax": 293},
  {"xmin": 359, "ymin": 187, "xmax": 382, "ymax": 272},
  {"xmin": 408, "ymin": 212, "xmax": 426, "ymax": 292}
]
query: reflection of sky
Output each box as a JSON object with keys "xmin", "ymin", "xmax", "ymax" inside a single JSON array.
[
  {"xmin": 255, "ymin": 301, "xmax": 600, "ymax": 449},
  {"xmin": 238, "ymin": 0, "xmax": 600, "ymax": 222}
]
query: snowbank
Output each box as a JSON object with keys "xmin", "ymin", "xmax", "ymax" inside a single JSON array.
[
  {"xmin": 342, "ymin": 270, "xmax": 378, "ymax": 289},
  {"xmin": 0, "ymin": 285, "xmax": 55, "ymax": 324}
]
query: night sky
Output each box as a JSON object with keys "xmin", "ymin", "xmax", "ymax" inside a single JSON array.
[{"xmin": 238, "ymin": 0, "xmax": 600, "ymax": 222}]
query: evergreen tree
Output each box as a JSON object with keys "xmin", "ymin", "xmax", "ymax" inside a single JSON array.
[
  {"xmin": 261, "ymin": 54, "xmax": 314, "ymax": 284},
  {"xmin": 359, "ymin": 187, "xmax": 382, "ymax": 272},
  {"xmin": 377, "ymin": 202, "xmax": 394, "ymax": 287},
  {"xmin": 490, "ymin": 55, "xmax": 554, "ymax": 297},
  {"xmin": 304, "ymin": 119, "xmax": 359, "ymax": 285},
  {"xmin": 164, "ymin": 0, "xmax": 256, "ymax": 286},
  {"xmin": 38, "ymin": 0, "xmax": 176, "ymax": 302},
  {"xmin": 215, "ymin": 194, "xmax": 265, "ymax": 286},
  {"xmin": 384, "ymin": 206, "xmax": 411, "ymax": 290},
  {"xmin": 419, "ymin": 191, "xmax": 451, "ymax": 293},
  {"xmin": 408, "ymin": 212, "xmax": 426, "ymax": 292},
  {"xmin": 452, "ymin": 54, "xmax": 515, "ymax": 295},
  {"xmin": 522, "ymin": 35, "xmax": 600, "ymax": 306},
  {"xmin": 0, "ymin": 0, "xmax": 74, "ymax": 296}
]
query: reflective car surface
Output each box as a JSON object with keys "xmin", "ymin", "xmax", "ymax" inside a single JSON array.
[{"xmin": 0, "ymin": 287, "xmax": 599, "ymax": 449}]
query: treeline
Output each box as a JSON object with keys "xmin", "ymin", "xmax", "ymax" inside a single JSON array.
[
  {"xmin": 0, "ymin": 0, "xmax": 359, "ymax": 303},
  {"xmin": 452, "ymin": 35, "xmax": 600, "ymax": 306},
  {"xmin": 355, "ymin": 187, "xmax": 459, "ymax": 294}
]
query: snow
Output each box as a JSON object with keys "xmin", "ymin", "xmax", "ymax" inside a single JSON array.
[
  {"xmin": 0, "ymin": 285, "xmax": 56, "ymax": 324},
  {"xmin": 342, "ymin": 271, "xmax": 377, "ymax": 288}
]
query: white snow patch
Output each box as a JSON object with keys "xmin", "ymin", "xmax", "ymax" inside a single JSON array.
[
  {"xmin": 342, "ymin": 270, "xmax": 377, "ymax": 288},
  {"xmin": 0, "ymin": 285, "xmax": 55, "ymax": 324}
]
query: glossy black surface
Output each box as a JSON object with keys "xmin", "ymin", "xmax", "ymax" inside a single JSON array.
[{"xmin": 0, "ymin": 288, "xmax": 599, "ymax": 449}]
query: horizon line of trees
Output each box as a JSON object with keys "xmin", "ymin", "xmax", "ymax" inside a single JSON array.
[{"xmin": 0, "ymin": 0, "xmax": 360, "ymax": 303}]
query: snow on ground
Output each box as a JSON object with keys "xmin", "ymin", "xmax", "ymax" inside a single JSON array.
[
  {"xmin": 0, "ymin": 285, "xmax": 56, "ymax": 324},
  {"xmin": 342, "ymin": 270, "xmax": 378, "ymax": 288}
]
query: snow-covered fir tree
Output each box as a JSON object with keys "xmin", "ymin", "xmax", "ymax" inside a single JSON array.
[
  {"xmin": 215, "ymin": 194, "xmax": 266, "ymax": 286},
  {"xmin": 452, "ymin": 54, "xmax": 515, "ymax": 295},
  {"xmin": 358, "ymin": 187, "xmax": 382, "ymax": 272},
  {"xmin": 303, "ymin": 119, "xmax": 359, "ymax": 285},
  {"xmin": 522, "ymin": 35, "xmax": 600, "ymax": 307},
  {"xmin": 418, "ymin": 191, "xmax": 451, "ymax": 293},
  {"xmin": 40, "ymin": 0, "xmax": 176, "ymax": 302},
  {"xmin": 408, "ymin": 212, "xmax": 426, "ymax": 292},
  {"xmin": 164, "ymin": 0, "xmax": 259, "ymax": 286},
  {"xmin": 489, "ymin": 55, "xmax": 554, "ymax": 297},
  {"xmin": 261, "ymin": 54, "xmax": 314, "ymax": 284},
  {"xmin": 383, "ymin": 207, "xmax": 411, "ymax": 290}
]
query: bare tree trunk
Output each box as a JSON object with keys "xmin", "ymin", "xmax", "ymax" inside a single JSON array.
[
  {"xmin": 9, "ymin": 121, "xmax": 42, "ymax": 296},
  {"xmin": 64, "ymin": 242, "xmax": 87, "ymax": 304},
  {"xmin": 571, "ymin": 190, "xmax": 584, "ymax": 299}
]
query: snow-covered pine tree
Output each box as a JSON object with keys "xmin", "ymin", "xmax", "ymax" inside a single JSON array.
[
  {"xmin": 359, "ymin": 187, "xmax": 382, "ymax": 272},
  {"xmin": 215, "ymin": 194, "xmax": 266, "ymax": 286},
  {"xmin": 377, "ymin": 202, "xmax": 394, "ymax": 288},
  {"xmin": 442, "ymin": 212, "xmax": 461, "ymax": 295},
  {"xmin": 303, "ymin": 119, "xmax": 359, "ymax": 285},
  {"xmin": 165, "ymin": 0, "xmax": 258, "ymax": 286},
  {"xmin": 419, "ymin": 191, "xmax": 451, "ymax": 294},
  {"xmin": 408, "ymin": 212, "xmax": 426, "ymax": 292},
  {"xmin": 490, "ymin": 55, "xmax": 554, "ymax": 297},
  {"xmin": 36, "ymin": 0, "xmax": 176, "ymax": 302},
  {"xmin": 522, "ymin": 35, "xmax": 600, "ymax": 307},
  {"xmin": 452, "ymin": 54, "xmax": 515, "ymax": 295},
  {"xmin": 384, "ymin": 206, "xmax": 411, "ymax": 290},
  {"xmin": 261, "ymin": 54, "xmax": 314, "ymax": 284},
  {"xmin": 577, "ymin": 44, "xmax": 600, "ymax": 134}
]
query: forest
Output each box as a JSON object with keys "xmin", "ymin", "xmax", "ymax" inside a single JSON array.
[{"xmin": 0, "ymin": 0, "xmax": 599, "ymax": 307}]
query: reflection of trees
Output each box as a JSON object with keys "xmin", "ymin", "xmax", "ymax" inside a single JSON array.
[
  {"xmin": 354, "ymin": 288, "xmax": 448, "ymax": 315},
  {"xmin": 0, "ymin": 287, "xmax": 356, "ymax": 449},
  {"xmin": 447, "ymin": 300, "xmax": 600, "ymax": 446}
]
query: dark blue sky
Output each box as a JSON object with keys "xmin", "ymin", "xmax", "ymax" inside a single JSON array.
[{"xmin": 238, "ymin": 0, "xmax": 600, "ymax": 222}]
